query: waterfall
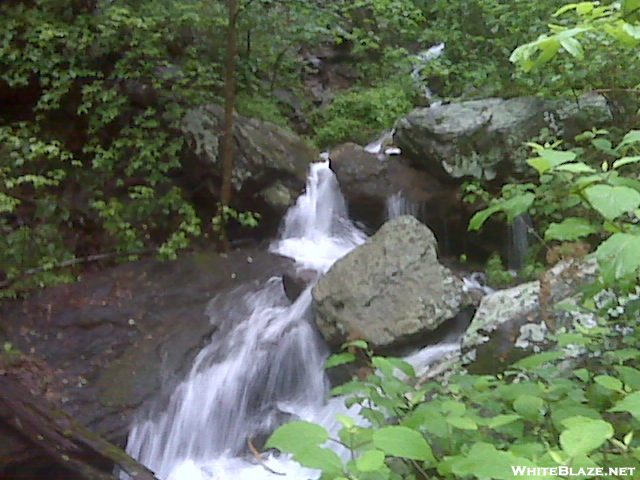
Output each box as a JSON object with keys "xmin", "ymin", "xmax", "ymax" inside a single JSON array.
[
  {"xmin": 125, "ymin": 161, "xmax": 366, "ymax": 480},
  {"xmin": 385, "ymin": 191, "xmax": 421, "ymax": 221}
]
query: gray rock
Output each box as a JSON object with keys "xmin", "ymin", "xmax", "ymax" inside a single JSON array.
[
  {"xmin": 0, "ymin": 250, "xmax": 296, "ymax": 469},
  {"xmin": 181, "ymin": 105, "xmax": 318, "ymax": 213},
  {"xmin": 394, "ymin": 95, "xmax": 612, "ymax": 182},
  {"xmin": 313, "ymin": 216, "xmax": 471, "ymax": 349},
  {"xmin": 329, "ymin": 143, "xmax": 460, "ymax": 233},
  {"xmin": 462, "ymin": 258, "xmax": 599, "ymax": 373}
]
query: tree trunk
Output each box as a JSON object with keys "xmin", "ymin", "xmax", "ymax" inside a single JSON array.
[
  {"xmin": 219, "ymin": 0, "xmax": 239, "ymax": 251},
  {"xmin": 0, "ymin": 374, "xmax": 159, "ymax": 480}
]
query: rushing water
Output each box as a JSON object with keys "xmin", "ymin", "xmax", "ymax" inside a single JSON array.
[
  {"xmin": 125, "ymin": 161, "xmax": 366, "ymax": 480},
  {"xmin": 125, "ymin": 160, "xmax": 471, "ymax": 480}
]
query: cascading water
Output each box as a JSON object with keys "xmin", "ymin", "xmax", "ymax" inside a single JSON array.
[{"xmin": 125, "ymin": 161, "xmax": 366, "ymax": 480}]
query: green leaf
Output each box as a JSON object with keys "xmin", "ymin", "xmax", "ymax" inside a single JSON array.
[
  {"xmin": 468, "ymin": 193, "xmax": 535, "ymax": 231},
  {"xmin": 614, "ymin": 366, "xmax": 640, "ymax": 390},
  {"xmin": 450, "ymin": 442, "xmax": 538, "ymax": 479},
  {"xmin": 446, "ymin": 416, "xmax": 478, "ymax": 430},
  {"xmin": 386, "ymin": 357, "xmax": 416, "ymax": 378},
  {"xmin": 623, "ymin": 22, "xmax": 640, "ymax": 39},
  {"xmin": 584, "ymin": 184, "xmax": 640, "ymax": 220},
  {"xmin": 544, "ymin": 217, "xmax": 598, "ymax": 241},
  {"xmin": 372, "ymin": 426, "xmax": 434, "ymax": 462},
  {"xmin": 513, "ymin": 395, "xmax": 544, "ymax": 421},
  {"xmin": 560, "ymin": 37, "xmax": 584, "ymax": 58},
  {"xmin": 616, "ymin": 130, "xmax": 640, "ymax": 150},
  {"xmin": 355, "ymin": 450, "xmax": 386, "ymax": 472},
  {"xmin": 488, "ymin": 414, "xmax": 521, "ymax": 429},
  {"xmin": 266, "ymin": 421, "xmax": 329, "ymax": 454},
  {"xmin": 560, "ymin": 417, "xmax": 614, "ymax": 457},
  {"xmin": 513, "ymin": 351, "xmax": 564, "ymax": 369},
  {"xmin": 613, "ymin": 156, "xmax": 640, "ymax": 169},
  {"xmin": 594, "ymin": 375, "xmax": 624, "ymax": 392},
  {"xmin": 325, "ymin": 352, "xmax": 355, "ymax": 368},
  {"xmin": 293, "ymin": 446, "xmax": 343, "ymax": 475},
  {"xmin": 554, "ymin": 162, "xmax": 595, "ymax": 173},
  {"xmin": 595, "ymin": 233, "xmax": 640, "ymax": 281},
  {"xmin": 340, "ymin": 339, "xmax": 368, "ymax": 350},
  {"xmin": 609, "ymin": 391, "xmax": 640, "ymax": 420}
]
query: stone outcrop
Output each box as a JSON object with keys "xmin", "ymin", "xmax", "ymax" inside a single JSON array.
[
  {"xmin": 312, "ymin": 216, "xmax": 472, "ymax": 349},
  {"xmin": 181, "ymin": 105, "xmax": 319, "ymax": 216},
  {"xmin": 0, "ymin": 250, "xmax": 295, "ymax": 470},
  {"xmin": 462, "ymin": 258, "xmax": 599, "ymax": 373},
  {"xmin": 394, "ymin": 94, "xmax": 612, "ymax": 182},
  {"xmin": 329, "ymin": 143, "xmax": 463, "ymax": 243}
]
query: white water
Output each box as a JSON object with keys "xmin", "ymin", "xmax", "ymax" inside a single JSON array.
[{"xmin": 125, "ymin": 161, "xmax": 366, "ymax": 480}]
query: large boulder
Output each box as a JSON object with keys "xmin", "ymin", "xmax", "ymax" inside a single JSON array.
[
  {"xmin": 312, "ymin": 216, "xmax": 472, "ymax": 349},
  {"xmin": 462, "ymin": 258, "xmax": 599, "ymax": 373},
  {"xmin": 394, "ymin": 95, "xmax": 612, "ymax": 182},
  {"xmin": 180, "ymin": 105, "xmax": 319, "ymax": 216},
  {"xmin": 0, "ymin": 250, "xmax": 295, "ymax": 471},
  {"xmin": 329, "ymin": 143, "xmax": 462, "ymax": 241}
]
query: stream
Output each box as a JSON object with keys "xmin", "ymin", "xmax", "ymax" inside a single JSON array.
[{"xmin": 125, "ymin": 160, "xmax": 461, "ymax": 480}]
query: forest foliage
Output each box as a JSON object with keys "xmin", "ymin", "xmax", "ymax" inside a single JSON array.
[
  {"xmin": 265, "ymin": 1, "xmax": 640, "ymax": 479},
  {"xmin": 0, "ymin": 0, "xmax": 574, "ymax": 296}
]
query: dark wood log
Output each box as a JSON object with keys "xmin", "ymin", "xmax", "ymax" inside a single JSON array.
[{"xmin": 0, "ymin": 374, "xmax": 159, "ymax": 480}]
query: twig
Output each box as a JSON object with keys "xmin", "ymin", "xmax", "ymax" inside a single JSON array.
[
  {"xmin": 247, "ymin": 438, "xmax": 286, "ymax": 476},
  {"xmin": 0, "ymin": 249, "xmax": 155, "ymax": 291}
]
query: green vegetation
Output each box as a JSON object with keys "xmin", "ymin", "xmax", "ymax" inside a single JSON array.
[{"xmin": 265, "ymin": 1, "xmax": 640, "ymax": 479}]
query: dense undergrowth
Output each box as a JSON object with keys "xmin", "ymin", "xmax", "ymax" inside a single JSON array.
[
  {"xmin": 1, "ymin": 0, "xmax": 580, "ymax": 297},
  {"xmin": 265, "ymin": 2, "xmax": 640, "ymax": 479}
]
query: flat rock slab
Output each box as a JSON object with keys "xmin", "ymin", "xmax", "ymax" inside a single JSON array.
[{"xmin": 0, "ymin": 250, "xmax": 295, "ymax": 466}]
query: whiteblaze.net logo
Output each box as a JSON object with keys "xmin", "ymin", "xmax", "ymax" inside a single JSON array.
[{"xmin": 512, "ymin": 466, "xmax": 637, "ymax": 477}]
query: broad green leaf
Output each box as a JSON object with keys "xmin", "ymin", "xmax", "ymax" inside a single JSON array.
[
  {"xmin": 560, "ymin": 37, "xmax": 584, "ymax": 58},
  {"xmin": 266, "ymin": 421, "xmax": 328, "ymax": 453},
  {"xmin": 614, "ymin": 366, "xmax": 640, "ymax": 390},
  {"xmin": 560, "ymin": 417, "xmax": 614, "ymax": 457},
  {"xmin": 324, "ymin": 352, "xmax": 355, "ymax": 368},
  {"xmin": 513, "ymin": 351, "xmax": 564, "ymax": 369},
  {"xmin": 372, "ymin": 426, "xmax": 434, "ymax": 462},
  {"xmin": 446, "ymin": 416, "xmax": 477, "ymax": 430},
  {"xmin": 386, "ymin": 357, "xmax": 416, "ymax": 378},
  {"xmin": 513, "ymin": 395, "xmax": 544, "ymax": 421},
  {"xmin": 596, "ymin": 233, "xmax": 640, "ymax": 281},
  {"xmin": 613, "ymin": 156, "xmax": 640, "ymax": 169},
  {"xmin": 594, "ymin": 375, "xmax": 624, "ymax": 392},
  {"xmin": 584, "ymin": 184, "xmax": 640, "ymax": 220},
  {"xmin": 488, "ymin": 414, "xmax": 521, "ymax": 429},
  {"xmin": 609, "ymin": 391, "xmax": 640, "ymax": 420},
  {"xmin": 554, "ymin": 162, "xmax": 595, "ymax": 173},
  {"xmin": 468, "ymin": 194, "xmax": 535, "ymax": 231},
  {"xmin": 528, "ymin": 149, "xmax": 577, "ymax": 175},
  {"xmin": 450, "ymin": 442, "xmax": 538, "ymax": 479},
  {"xmin": 544, "ymin": 217, "xmax": 598, "ymax": 241},
  {"xmin": 340, "ymin": 339, "xmax": 368, "ymax": 350},
  {"xmin": 616, "ymin": 130, "xmax": 640, "ymax": 150},
  {"xmin": 355, "ymin": 450, "xmax": 386, "ymax": 472},
  {"xmin": 623, "ymin": 22, "xmax": 640, "ymax": 39},
  {"xmin": 551, "ymin": 404, "xmax": 601, "ymax": 430},
  {"xmin": 293, "ymin": 446, "xmax": 343, "ymax": 475}
]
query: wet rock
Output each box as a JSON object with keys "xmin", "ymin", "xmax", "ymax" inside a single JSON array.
[
  {"xmin": 313, "ymin": 216, "xmax": 472, "ymax": 349},
  {"xmin": 329, "ymin": 143, "xmax": 461, "ymax": 237},
  {"xmin": 0, "ymin": 250, "xmax": 296, "ymax": 468},
  {"xmin": 180, "ymin": 105, "xmax": 318, "ymax": 216},
  {"xmin": 394, "ymin": 95, "xmax": 612, "ymax": 182},
  {"xmin": 462, "ymin": 258, "xmax": 599, "ymax": 373}
]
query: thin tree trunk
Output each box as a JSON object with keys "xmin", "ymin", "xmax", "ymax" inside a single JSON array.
[
  {"xmin": 0, "ymin": 374, "xmax": 160, "ymax": 480},
  {"xmin": 219, "ymin": 0, "xmax": 239, "ymax": 251}
]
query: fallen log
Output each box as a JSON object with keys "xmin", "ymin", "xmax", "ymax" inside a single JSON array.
[{"xmin": 0, "ymin": 374, "xmax": 159, "ymax": 480}]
